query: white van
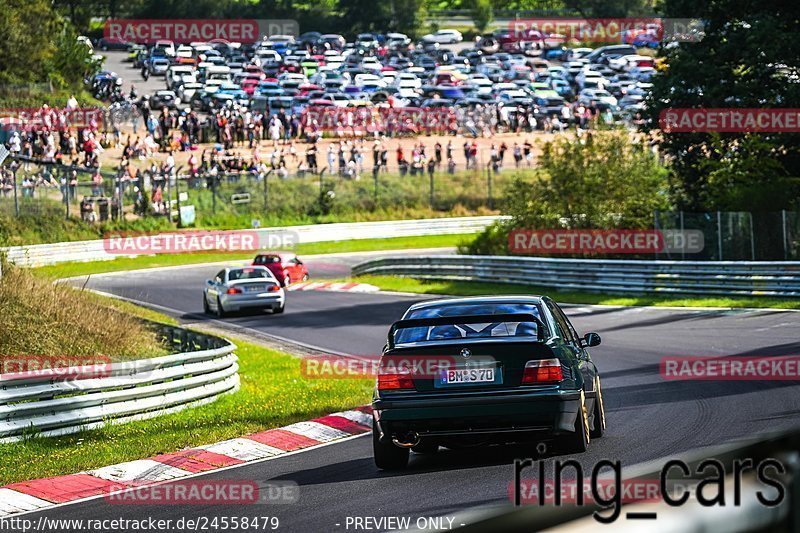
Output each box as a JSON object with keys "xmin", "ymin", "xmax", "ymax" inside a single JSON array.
[
  {"xmin": 204, "ymin": 65, "xmax": 232, "ymax": 84},
  {"xmin": 166, "ymin": 65, "xmax": 196, "ymax": 90}
]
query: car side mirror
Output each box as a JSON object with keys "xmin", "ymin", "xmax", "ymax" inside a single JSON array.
[
  {"xmin": 582, "ymin": 332, "xmax": 601, "ymax": 348},
  {"xmin": 206, "ymin": 279, "xmax": 215, "ymax": 286}
]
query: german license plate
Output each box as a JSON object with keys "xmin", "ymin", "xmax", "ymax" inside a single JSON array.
[
  {"xmin": 436, "ymin": 367, "xmax": 500, "ymax": 387},
  {"xmin": 245, "ymin": 285, "xmax": 265, "ymax": 292}
]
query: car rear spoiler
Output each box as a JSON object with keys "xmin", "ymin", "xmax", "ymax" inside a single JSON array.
[{"xmin": 387, "ymin": 313, "xmax": 547, "ymax": 349}]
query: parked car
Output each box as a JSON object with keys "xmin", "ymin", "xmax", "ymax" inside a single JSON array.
[{"xmin": 422, "ymin": 29, "xmax": 463, "ymax": 44}]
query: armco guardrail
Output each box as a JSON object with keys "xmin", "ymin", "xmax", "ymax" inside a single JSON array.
[
  {"xmin": 351, "ymin": 255, "xmax": 800, "ymax": 297},
  {"xmin": 2, "ymin": 216, "xmax": 505, "ymax": 268},
  {"xmin": 0, "ymin": 326, "xmax": 238, "ymax": 442}
]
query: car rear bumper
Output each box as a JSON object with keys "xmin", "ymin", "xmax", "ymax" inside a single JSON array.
[
  {"xmin": 221, "ymin": 293, "xmax": 284, "ymax": 311},
  {"xmin": 373, "ymin": 389, "xmax": 582, "ymax": 442}
]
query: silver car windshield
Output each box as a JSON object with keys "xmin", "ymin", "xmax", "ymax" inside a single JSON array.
[{"xmin": 228, "ymin": 268, "xmax": 270, "ymax": 281}]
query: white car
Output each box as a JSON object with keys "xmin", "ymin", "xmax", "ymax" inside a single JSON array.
[
  {"xmin": 175, "ymin": 45, "xmax": 194, "ymax": 61},
  {"xmin": 609, "ymin": 54, "xmax": 656, "ymax": 72},
  {"xmin": 354, "ymin": 73, "xmax": 382, "ymax": 86},
  {"xmin": 575, "ymin": 70, "xmax": 605, "ymax": 89},
  {"xmin": 393, "ymin": 73, "xmax": 422, "ymax": 89},
  {"xmin": 423, "ymin": 29, "xmax": 463, "ymax": 44},
  {"xmin": 203, "ymin": 266, "xmax": 285, "ymax": 316},
  {"xmin": 578, "ymin": 89, "xmax": 618, "ymax": 107},
  {"xmin": 397, "ymin": 87, "xmax": 420, "ymax": 100},
  {"xmin": 202, "ymin": 79, "xmax": 226, "ymax": 94},
  {"xmin": 330, "ymin": 93, "xmax": 352, "ymax": 107},
  {"xmin": 386, "ymin": 32, "xmax": 411, "ymax": 48},
  {"xmin": 154, "ymin": 39, "xmax": 176, "ymax": 57},
  {"xmin": 380, "ymin": 71, "xmax": 398, "ymax": 85},
  {"xmin": 361, "ymin": 57, "xmax": 383, "ymax": 71},
  {"xmin": 178, "ymin": 82, "xmax": 203, "ymax": 103},
  {"xmin": 468, "ymin": 77, "xmax": 494, "ymax": 94}
]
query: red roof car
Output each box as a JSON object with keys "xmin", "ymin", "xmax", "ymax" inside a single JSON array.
[{"xmin": 252, "ymin": 252, "xmax": 309, "ymax": 286}]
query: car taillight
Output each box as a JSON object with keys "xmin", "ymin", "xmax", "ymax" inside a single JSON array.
[
  {"xmin": 522, "ymin": 358, "xmax": 563, "ymax": 384},
  {"xmin": 377, "ymin": 370, "xmax": 415, "ymax": 390},
  {"xmin": 226, "ymin": 287, "xmax": 242, "ymax": 294},
  {"xmin": 268, "ymin": 284, "xmax": 281, "ymax": 292}
]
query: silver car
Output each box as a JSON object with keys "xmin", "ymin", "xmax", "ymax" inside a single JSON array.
[{"xmin": 203, "ymin": 266, "xmax": 285, "ymax": 316}]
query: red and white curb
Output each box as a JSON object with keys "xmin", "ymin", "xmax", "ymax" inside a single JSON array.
[
  {"xmin": 0, "ymin": 406, "xmax": 373, "ymax": 518},
  {"xmin": 287, "ymin": 281, "xmax": 379, "ymax": 293}
]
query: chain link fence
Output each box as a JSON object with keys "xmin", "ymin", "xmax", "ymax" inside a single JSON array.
[
  {"xmin": 655, "ymin": 210, "xmax": 800, "ymax": 261},
  {"xmin": 0, "ymin": 156, "xmax": 521, "ymax": 227}
]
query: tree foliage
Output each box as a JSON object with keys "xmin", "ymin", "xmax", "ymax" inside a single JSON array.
[
  {"xmin": 0, "ymin": 0, "xmax": 61, "ymax": 85},
  {"xmin": 469, "ymin": 0, "xmax": 494, "ymax": 33},
  {"xmin": 465, "ymin": 130, "xmax": 670, "ymax": 254},
  {"xmin": 646, "ymin": 0, "xmax": 800, "ymax": 211}
]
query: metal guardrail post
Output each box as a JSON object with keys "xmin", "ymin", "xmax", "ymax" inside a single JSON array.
[
  {"xmin": 429, "ymin": 171, "xmax": 435, "ymax": 210},
  {"xmin": 783, "ymin": 210, "xmax": 789, "ymax": 260},
  {"xmin": 12, "ymin": 166, "xmax": 19, "ymax": 217}
]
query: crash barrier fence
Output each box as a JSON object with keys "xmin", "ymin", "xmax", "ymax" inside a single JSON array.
[
  {"xmin": 351, "ymin": 255, "xmax": 800, "ymax": 297},
  {"xmin": 0, "ymin": 325, "xmax": 238, "ymax": 442},
  {"xmin": 2, "ymin": 216, "xmax": 503, "ymax": 268}
]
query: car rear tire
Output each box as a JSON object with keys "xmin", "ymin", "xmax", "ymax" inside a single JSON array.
[
  {"xmin": 273, "ymin": 304, "xmax": 285, "ymax": 314},
  {"xmin": 203, "ymin": 294, "xmax": 210, "ymax": 314},
  {"xmin": 215, "ymin": 296, "xmax": 226, "ymax": 318},
  {"xmin": 373, "ymin": 419, "xmax": 409, "ymax": 470},
  {"xmin": 590, "ymin": 377, "xmax": 606, "ymax": 439},
  {"xmin": 561, "ymin": 392, "xmax": 590, "ymax": 454},
  {"xmin": 301, "ymin": 274, "xmax": 309, "ymax": 282}
]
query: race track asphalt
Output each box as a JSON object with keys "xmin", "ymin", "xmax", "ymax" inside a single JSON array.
[{"xmin": 21, "ymin": 252, "xmax": 800, "ymax": 532}]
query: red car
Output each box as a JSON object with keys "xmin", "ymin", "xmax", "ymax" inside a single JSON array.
[{"xmin": 252, "ymin": 253, "xmax": 309, "ymax": 286}]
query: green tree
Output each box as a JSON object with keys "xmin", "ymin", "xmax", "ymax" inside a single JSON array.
[
  {"xmin": 646, "ymin": 0, "xmax": 800, "ymax": 211},
  {"xmin": 0, "ymin": 0, "xmax": 60, "ymax": 85},
  {"xmin": 470, "ymin": 0, "xmax": 494, "ymax": 33},
  {"xmin": 465, "ymin": 130, "xmax": 670, "ymax": 255},
  {"xmin": 47, "ymin": 20, "xmax": 96, "ymax": 88},
  {"xmin": 562, "ymin": 0, "xmax": 653, "ymax": 17}
]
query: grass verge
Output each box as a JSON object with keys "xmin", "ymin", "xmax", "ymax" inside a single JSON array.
[
  {"xmin": 0, "ymin": 291, "xmax": 372, "ymax": 484},
  {"xmin": 32, "ymin": 233, "xmax": 470, "ymax": 279},
  {"xmin": 0, "ymin": 338, "xmax": 373, "ymax": 483},
  {"xmin": 0, "ymin": 266, "xmax": 168, "ymax": 364},
  {"xmin": 350, "ymin": 275, "xmax": 800, "ymax": 310}
]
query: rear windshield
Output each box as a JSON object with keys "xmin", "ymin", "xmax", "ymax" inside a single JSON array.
[
  {"xmin": 228, "ymin": 268, "xmax": 270, "ymax": 280},
  {"xmin": 254, "ymin": 255, "xmax": 282, "ymax": 264},
  {"xmin": 396, "ymin": 303, "xmax": 545, "ymax": 344}
]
